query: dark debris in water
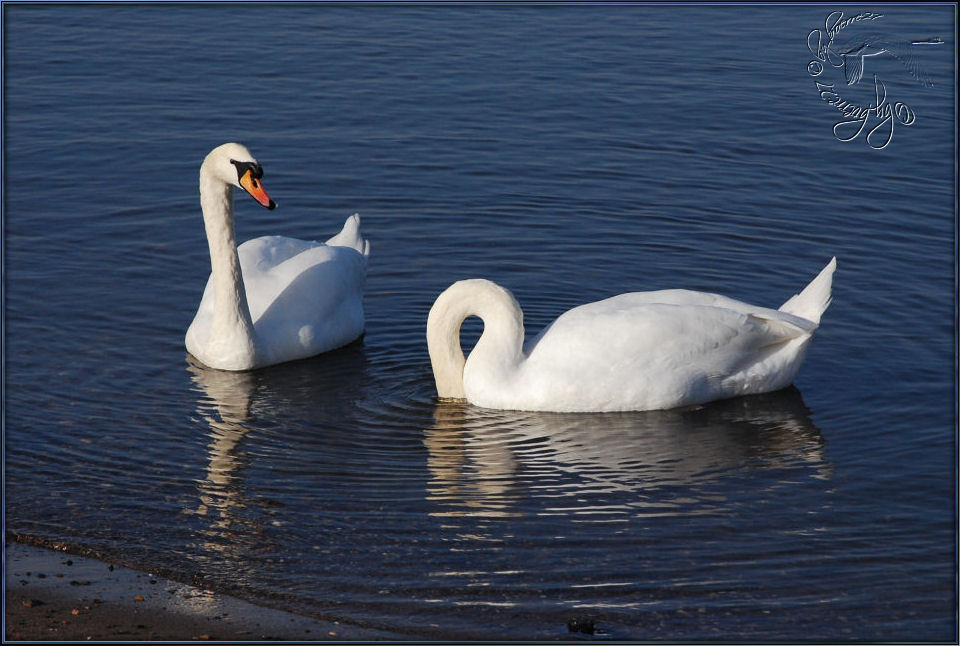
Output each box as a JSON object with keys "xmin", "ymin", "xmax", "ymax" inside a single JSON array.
[{"xmin": 567, "ymin": 616, "xmax": 596, "ymax": 635}]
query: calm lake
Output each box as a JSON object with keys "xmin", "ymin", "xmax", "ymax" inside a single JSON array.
[{"xmin": 3, "ymin": 4, "xmax": 956, "ymax": 640}]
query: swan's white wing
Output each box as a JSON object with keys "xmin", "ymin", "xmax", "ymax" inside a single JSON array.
[
  {"xmin": 525, "ymin": 289, "xmax": 814, "ymax": 354},
  {"xmin": 236, "ymin": 235, "xmax": 367, "ymax": 364},
  {"xmin": 529, "ymin": 298, "xmax": 806, "ymax": 372},
  {"xmin": 514, "ymin": 294, "xmax": 814, "ymax": 412}
]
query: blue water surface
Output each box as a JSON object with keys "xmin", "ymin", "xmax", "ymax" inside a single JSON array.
[{"xmin": 3, "ymin": 4, "xmax": 956, "ymax": 640}]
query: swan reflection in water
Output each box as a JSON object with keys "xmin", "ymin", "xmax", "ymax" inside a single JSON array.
[
  {"xmin": 184, "ymin": 343, "xmax": 370, "ymax": 561},
  {"xmin": 185, "ymin": 356, "xmax": 266, "ymax": 559},
  {"xmin": 424, "ymin": 387, "xmax": 830, "ymax": 519}
]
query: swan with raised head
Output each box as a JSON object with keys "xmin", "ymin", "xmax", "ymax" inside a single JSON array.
[
  {"xmin": 185, "ymin": 143, "xmax": 370, "ymax": 371},
  {"xmin": 427, "ymin": 258, "xmax": 836, "ymax": 412}
]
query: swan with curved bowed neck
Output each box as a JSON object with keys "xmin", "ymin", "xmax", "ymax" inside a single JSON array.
[
  {"xmin": 427, "ymin": 258, "xmax": 836, "ymax": 412},
  {"xmin": 185, "ymin": 143, "xmax": 370, "ymax": 371}
]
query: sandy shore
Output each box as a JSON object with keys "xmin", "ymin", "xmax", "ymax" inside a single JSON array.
[{"xmin": 5, "ymin": 540, "xmax": 396, "ymax": 641}]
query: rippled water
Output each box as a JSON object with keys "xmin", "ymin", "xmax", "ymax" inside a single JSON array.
[{"xmin": 4, "ymin": 4, "xmax": 956, "ymax": 640}]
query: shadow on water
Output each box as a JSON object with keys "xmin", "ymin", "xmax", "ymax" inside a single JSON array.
[{"xmin": 424, "ymin": 387, "xmax": 830, "ymax": 520}]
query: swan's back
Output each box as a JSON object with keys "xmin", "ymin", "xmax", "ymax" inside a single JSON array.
[
  {"xmin": 507, "ymin": 295, "xmax": 809, "ymax": 412},
  {"xmin": 237, "ymin": 235, "xmax": 366, "ymax": 322}
]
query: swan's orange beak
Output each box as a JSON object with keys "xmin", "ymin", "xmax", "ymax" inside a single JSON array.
[{"xmin": 239, "ymin": 169, "xmax": 276, "ymax": 210}]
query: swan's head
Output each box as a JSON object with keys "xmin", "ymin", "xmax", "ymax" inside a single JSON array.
[{"xmin": 203, "ymin": 142, "xmax": 276, "ymax": 210}]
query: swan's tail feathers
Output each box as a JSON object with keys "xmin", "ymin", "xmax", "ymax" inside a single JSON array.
[
  {"xmin": 779, "ymin": 257, "xmax": 837, "ymax": 325},
  {"xmin": 326, "ymin": 213, "xmax": 370, "ymax": 258}
]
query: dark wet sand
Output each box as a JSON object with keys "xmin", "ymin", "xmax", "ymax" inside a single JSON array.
[{"xmin": 5, "ymin": 541, "xmax": 395, "ymax": 641}]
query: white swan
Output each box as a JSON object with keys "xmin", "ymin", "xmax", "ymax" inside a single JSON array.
[
  {"xmin": 185, "ymin": 143, "xmax": 370, "ymax": 371},
  {"xmin": 427, "ymin": 258, "xmax": 836, "ymax": 412}
]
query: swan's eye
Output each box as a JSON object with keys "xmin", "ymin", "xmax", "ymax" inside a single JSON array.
[{"xmin": 230, "ymin": 159, "xmax": 263, "ymax": 184}]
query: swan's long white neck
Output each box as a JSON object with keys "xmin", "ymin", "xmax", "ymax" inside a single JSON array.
[
  {"xmin": 426, "ymin": 279, "xmax": 525, "ymax": 399},
  {"xmin": 199, "ymin": 162, "xmax": 258, "ymax": 370}
]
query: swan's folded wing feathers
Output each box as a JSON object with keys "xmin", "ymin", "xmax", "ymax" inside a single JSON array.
[
  {"xmin": 747, "ymin": 311, "xmax": 817, "ymax": 340},
  {"xmin": 237, "ymin": 235, "xmax": 366, "ymax": 326},
  {"xmin": 240, "ymin": 235, "xmax": 318, "ymax": 272},
  {"xmin": 528, "ymin": 301, "xmax": 810, "ymax": 381}
]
